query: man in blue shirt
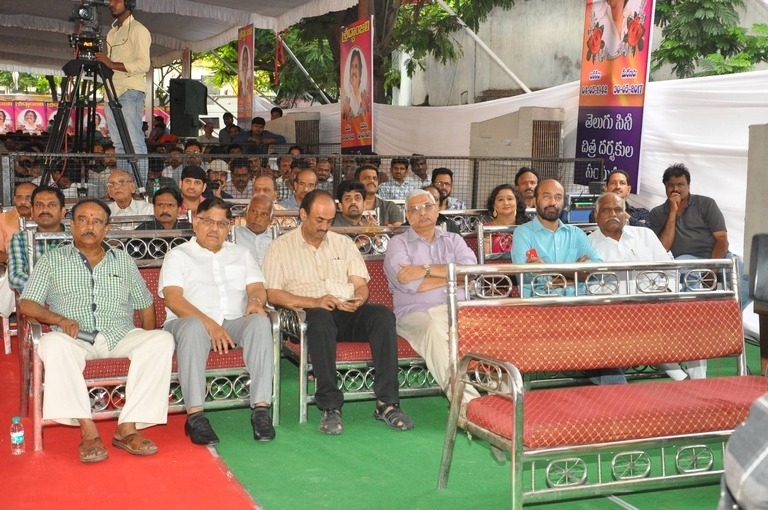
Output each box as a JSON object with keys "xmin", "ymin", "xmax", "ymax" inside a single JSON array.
[
  {"xmin": 232, "ymin": 117, "xmax": 286, "ymax": 154},
  {"xmin": 511, "ymin": 179, "xmax": 602, "ymax": 292}
]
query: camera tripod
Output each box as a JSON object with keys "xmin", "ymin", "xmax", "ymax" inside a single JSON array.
[{"xmin": 43, "ymin": 58, "xmax": 145, "ymax": 196}]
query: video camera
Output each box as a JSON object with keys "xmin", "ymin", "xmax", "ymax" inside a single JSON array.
[{"xmin": 68, "ymin": 0, "xmax": 109, "ymax": 60}]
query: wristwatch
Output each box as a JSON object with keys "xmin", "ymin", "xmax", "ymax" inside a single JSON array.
[{"xmin": 423, "ymin": 264, "xmax": 431, "ymax": 278}]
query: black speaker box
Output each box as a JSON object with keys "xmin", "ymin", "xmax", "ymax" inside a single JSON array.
[
  {"xmin": 749, "ymin": 233, "xmax": 768, "ymax": 302},
  {"xmin": 169, "ymin": 79, "xmax": 208, "ymax": 137}
]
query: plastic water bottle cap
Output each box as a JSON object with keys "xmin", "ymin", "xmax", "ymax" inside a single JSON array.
[{"xmin": 12, "ymin": 416, "xmax": 20, "ymax": 423}]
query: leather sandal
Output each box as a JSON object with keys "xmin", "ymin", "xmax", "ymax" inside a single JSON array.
[
  {"xmin": 111, "ymin": 432, "xmax": 158, "ymax": 456},
  {"xmin": 79, "ymin": 437, "xmax": 109, "ymax": 463},
  {"xmin": 373, "ymin": 402, "xmax": 414, "ymax": 431}
]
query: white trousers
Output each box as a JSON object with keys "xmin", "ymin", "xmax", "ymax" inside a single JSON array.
[{"xmin": 39, "ymin": 329, "xmax": 174, "ymax": 429}]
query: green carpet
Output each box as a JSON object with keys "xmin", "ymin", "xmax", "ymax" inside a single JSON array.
[{"xmin": 207, "ymin": 345, "xmax": 761, "ymax": 509}]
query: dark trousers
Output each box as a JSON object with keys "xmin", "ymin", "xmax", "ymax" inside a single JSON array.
[{"xmin": 304, "ymin": 303, "xmax": 400, "ymax": 410}]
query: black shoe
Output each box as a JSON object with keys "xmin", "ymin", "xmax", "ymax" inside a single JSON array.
[
  {"xmin": 250, "ymin": 407, "xmax": 276, "ymax": 441},
  {"xmin": 319, "ymin": 408, "xmax": 344, "ymax": 435},
  {"xmin": 185, "ymin": 413, "xmax": 219, "ymax": 446}
]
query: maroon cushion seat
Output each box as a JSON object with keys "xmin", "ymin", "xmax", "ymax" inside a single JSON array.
[{"xmin": 465, "ymin": 376, "xmax": 768, "ymax": 449}]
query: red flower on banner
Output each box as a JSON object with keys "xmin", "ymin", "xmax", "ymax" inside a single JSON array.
[
  {"xmin": 623, "ymin": 13, "xmax": 646, "ymax": 56},
  {"xmin": 586, "ymin": 24, "xmax": 605, "ymax": 63}
]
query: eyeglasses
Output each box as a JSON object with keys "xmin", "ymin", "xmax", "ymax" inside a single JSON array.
[
  {"xmin": 107, "ymin": 180, "xmax": 132, "ymax": 188},
  {"xmin": 407, "ymin": 203, "xmax": 437, "ymax": 215},
  {"xmin": 433, "ymin": 181, "xmax": 452, "ymax": 188},
  {"xmin": 197, "ymin": 217, "xmax": 230, "ymax": 229}
]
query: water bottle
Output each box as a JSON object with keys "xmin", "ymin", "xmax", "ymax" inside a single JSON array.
[
  {"xmin": 10, "ymin": 416, "xmax": 25, "ymax": 455},
  {"xmin": 153, "ymin": 177, "xmax": 161, "ymax": 197}
]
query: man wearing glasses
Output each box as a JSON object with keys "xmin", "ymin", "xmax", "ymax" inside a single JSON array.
[
  {"xmin": 159, "ymin": 198, "xmax": 275, "ymax": 445},
  {"xmin": 383, "ymin": 189, "xmax": 476, "ymax": 400},
  {"xmin": 106, "ymin": 169, "xmax": 153, "ymax": 218},
  {"xmin": 278, "ymin": 168, "xmax": 317, "ymax": 210}
]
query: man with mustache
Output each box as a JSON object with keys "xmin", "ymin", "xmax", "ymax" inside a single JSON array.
[
  {"xmin": 0, "ymin": 182, "xmax": 36, "ymax": 267},
  {"xmin": 263, "ymin": 190, "xmax": 413, "ymax": 434},
  {"xmin": 233, "ymin": 194, "xmax": 274, "ymax": 267},
  {"xmin": 160, "ymin": 198, "xmax": 274, "ymax": 445},
  {"xmin": 589, "ymin": 192, "xmax": 693, "ymax": 382},
  {"xmin": 511, "ymin": 179, "xmax": 602, "ymax": 297},
  {"xmin": 136, "ymin": 187, "xmax": 190, "ymax": 231},
  {"xmin": 107, "ymin": 169, "xmax": 153, "ymax": 220},
  {"xmin": 332, "ymin": 180, "xmax": 367, "ymax": 227},
  {"xmin": 20, "ymin": 198, "xmax": 174, "ymax": 463},
  {"xmin": 649, "ymin": 163, "xmax": 748, "ymax": 309},
  {"xmin": 7, "ymin": 186, "xmax": 67, "ymax": 292}
]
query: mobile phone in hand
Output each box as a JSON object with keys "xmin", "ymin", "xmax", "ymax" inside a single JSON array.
[
  {"xmin": 346, "ymin": 297, "xmax": 362, "ymax": 303},
  {"xmin": 526, "ymin": 248, "xmax": 539, "ymax": 260}
]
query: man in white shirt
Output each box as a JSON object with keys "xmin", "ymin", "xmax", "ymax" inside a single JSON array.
[
  {"xmin": 161, "ymin": 146, "xmax": 184, "ymax": 183},
  {"xmin": 159, "ymin": 198, "xmax": 274, "ymax": 445},
  {"xmin": 233, "ymin": 195, "xmax": 273, "ymax": 267},
  {"xmin": 196, "ymin": 122, "xmax": 219, "ymax": 146},
  {"xmin": 589, "ymin": 192, "xmax": 694, "ymax": 380},
  {"xmin": 107, "ymin": 169, "xmax": 153, "ymax": 219}
]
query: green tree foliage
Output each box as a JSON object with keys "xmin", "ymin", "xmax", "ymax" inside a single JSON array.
[
  {"xmin": 651, "ymin": 0, "xmax": 768, "ymax": 78},
  {"xmin": 200, "ymin": 1, "xmax": 517, "ymax": 105},
  {"xmin": 0, "ymin": 71, "xmax": 57, "ymax": 95}
]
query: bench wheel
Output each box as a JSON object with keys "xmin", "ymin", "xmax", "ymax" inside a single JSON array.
[
  {"xmin": 168, "ymin": 382, "xmax": 184, "ymax": 404},
  {"xmin": 89, "ymin": 386, "xmax": 110, "ymax": 412},
  {"xmin": 676, "ymin": 445, "xmax": 714, "ymax": 473},
  {"xmin": 545, "ymin": 457, "xmax": 588, "ymax": 487},
  {"xmin": 585, "ymin": 272, "xmax": 620, "ymax": 295},
  {"xmin": 147, "ymin": 238, "xmax": 169, "ymax": 259},
  {"xmin": 208, "ymin": 376, "xmax": 233, "ymax": 400},
  {"xmin": 636, "ymin": 271, "xmax": 670, "ymax": 293},
  {"xmin": 110, "ymin": 384, "xmax": 126, "ymax": 409},
  {"xmin": 612, "ymin": 451, "xmax": 651, "ymax": 480},
  {"xmin": 474, "ymin": 274, "xmax": 514, "ymax": 298},
  {"xmin": 233, "ymin": 375, "xmax": 251, "ymax": 398}
]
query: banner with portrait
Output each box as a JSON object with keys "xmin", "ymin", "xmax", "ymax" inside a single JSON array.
[
  {"xmin": 574, "ymin": 0, "xmax": 655, "ymax": 189},
  {"xmin": 340, "ymin": 16, "xmax": 374, "ymax": 154},
  {"xmin": 0, "ymin": 100, "xmax": 13, "ymax": 135},
  {"xmin": 237, "ymin": 24, "xmax": 255, "ymax": 127},
  {"xmin": 15, "ymin": 100, "xmax": 46, "ymax": 136}
]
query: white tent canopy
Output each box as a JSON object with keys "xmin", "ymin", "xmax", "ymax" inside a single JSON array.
[{"xmin": 0, "ymin": 0, "xmax": 357, "ymax": 75}]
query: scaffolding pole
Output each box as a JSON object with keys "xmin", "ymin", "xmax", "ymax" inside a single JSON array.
[
  {"xmin": 279, "ymin": 36, "xmax": 332, "ymax": 104},
  {"xmin": 434, "ymin": 0, "xmax": 531, "ymax": 94}
]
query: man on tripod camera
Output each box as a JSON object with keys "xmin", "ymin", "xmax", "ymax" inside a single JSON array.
[{"xmin": 94, "ymin": 0, "xmax": 150, "ymax": 184}]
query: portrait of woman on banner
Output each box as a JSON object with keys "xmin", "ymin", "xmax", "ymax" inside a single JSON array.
[
  {"xmin": 0, "ymin": 109, "xmax": 11, "ymax": 134},
  {"xmin": 342, "ymin": 48, "xmax": 370, "ymax": 121},
  {"xmin": 585, "ymin": 0, "xmax": 645, "ymax": 62},
  {"xmin": 18, "ymin": 109, "xmax": 44, "ymax": 135}
]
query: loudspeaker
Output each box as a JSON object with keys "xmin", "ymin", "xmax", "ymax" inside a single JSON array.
[
  {"xmin": 750, "ymin": 234, "xmax": 768, "ymax": 303},
  {"xmin": 169, "ymin": 79, "xmax": 208, "ymax": 137}
]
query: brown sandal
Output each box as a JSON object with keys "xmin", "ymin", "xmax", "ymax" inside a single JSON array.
[
  {"xmin": 79, "ymin": 437, "xmax": 109, "ymax": 463},
  {"xmin": 111, "ymin": 432, "xmax": 158, "ymax": 456}
]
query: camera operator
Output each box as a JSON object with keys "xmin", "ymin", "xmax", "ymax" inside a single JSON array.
[
  {"xmin": 202, "ymin": 160, "xmax": 233, "ymax": 200},
  {"xmin": 94, "ymin": 0, "xmax": 150, "ymax": 184}
]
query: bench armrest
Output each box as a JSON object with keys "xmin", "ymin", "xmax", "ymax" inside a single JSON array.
[{"xmin": 273, "ymin": 305, "xmax": 307, "ymax": 341}]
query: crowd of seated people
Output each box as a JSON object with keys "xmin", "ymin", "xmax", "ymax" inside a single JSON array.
[{"xmin": 3, "ymin": 114, "xmax": 751, "ymax": 490}]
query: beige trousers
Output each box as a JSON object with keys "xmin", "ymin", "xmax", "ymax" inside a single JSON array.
[
  {"xmin": 396, "ymin": 304, "xmax": 479, "ymax": 405},
  {"xmin": 39, "ymin": 329, "xmax": 174, "ymax": 429}
]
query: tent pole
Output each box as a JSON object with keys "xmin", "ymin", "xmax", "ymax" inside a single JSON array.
[
  {"xmin": 433, "ymin": 0, "xmax": 531, "ymax": 94},
  {"xmin": 279, "ymin": 36, "xmax": 332, "ymax": 104}
]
